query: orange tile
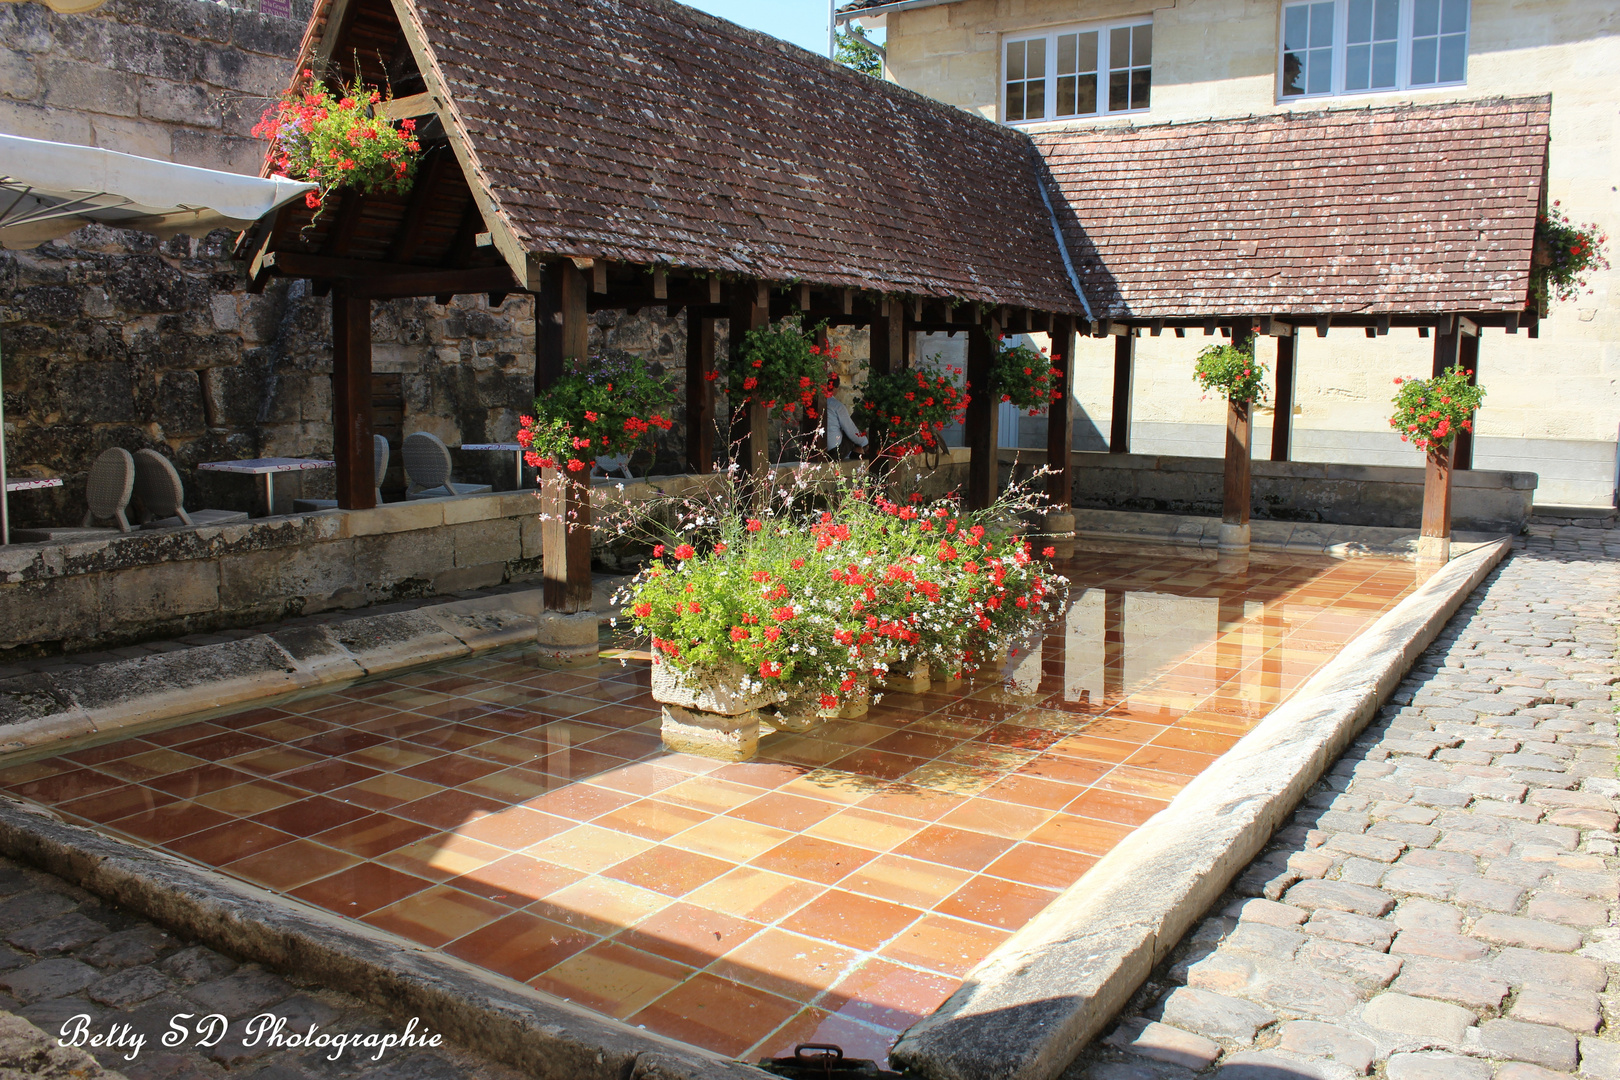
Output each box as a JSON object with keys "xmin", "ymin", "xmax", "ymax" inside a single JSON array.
[
  {"xmin": 824, "ymin": 957, "xmax": 959, "ymax": 1031},
  {"xmin": 657, "ymin": 775, "xmax": 766, "ymax": 814},
  {"xmin": 629, "ymin": 972, "xmax": 800, "ymax": 1057},
  {"xmin": 95, "ymin": 748, "xmax": 207, "ymax": 782},
  {"xmin": 728, "ymin": 791, "xmax": 843, "ymax": 831},
  {"xmin": 525, "ymin": 783, "xmax": 637, "ymax": 822},
  {"xmin": 452, "ymin": 807, "xmax": 574, "ymax": 851},
  {"xmin": 892, "ymin": 825, "xmax": 1013, "ymax": 871},
  {"xmin": 593, "ymin": 798, "xmax": 710, "ymax": 842},
  {"xmin": 879, "ymin": 913, "xmax": 1008, "ymax": 977},
  {"xmin": 1063, "ymin": 787, "xmax": 1169, "ymax": 826},
  {"xmin": 251, "ymin": 795, "xmax": 372, "ymax": 835},
  {"xmin": 934, "ymin": 875, "xmax": 1059, "ymax": 930},
  {"xmin": 393, "ymin": 788, "xmax": 507, "ymax": 830},
  {"xmin": 445, "ymin": 910, "xmax": 597, "ymax": 982},
  {"xmin": 168, "ymin": 820, "xmax": 293, "ymax": 865},
  {"xmin": 362, "ymin": 884, "xmax": 509, "ymax": 948},
  {"xmin": 288, "ymin": 861, "xmax": 432, "ymax": 916},
  {"xmin": 112, "ymin": 801, "xmax": 233, "ymax": 844},
  {"xmin": 982, "ymin": 842, "xmax": 1097, "ymax": 891},
  {"xmin": 525, "ymin": 825, "xmax": 654, "ymax": 873},
  {"xmin": 709, "ymin": 926, "xmax": 858, "ymax": 1001},
  {"xmin": 839, "ymin": 855, "xmax": 975, "ymax": 910},
  {"xmin": 750, "ymin": 834, "xmax": 877, "ymax": 885},
  {"xmin": 753, "ymin": 1007, "xmax": 902, "ymax": 1067},
  {"xmin": 225, "ymin": 839, "xmax": 359, "ymax": 891},
  {"xmin": 1025, "ymin": 814, "xmax": 1134, "ymax": 857},
  {"xmin": 667, "ymin": 815, "xmax": 793, "ymax": 862},
  {"xmin": 614, "ymin": 901, "xmax": 762, "ymax": 968},
  {"xmin": 531, "ymin": 940, "xmax": 692, "ymax": 1019},
  {"xmin": 448, "ymin": 853, "xmax": 583, "ymax": 906},
  {"xmin": 684, "ymin": 867, "xmax": 825, "ymax": 924},
  {"xmin": 604, "ymin": 846, "xmax": 734, "ymax": 897},
  {"xmin": 977, "ymin": 773, "xmax": 1084, "ymax": 811},
  {"xmin": 935, "ymin": 799, "xmax": 1053, "ymax": 840},
  {"xmin": 313, "ymin": 813, "xmax": 437, "ymax": 858},
  {"xmin": 331, "ymin": 772, "xmax": 444, "ymax": 812},
  {"xmin": 58, "ymin": 784, "xmax": 176, "ymax": 823},
  {"xmin": 780, "ymin": 889, "xmax": 919, "ymax": 952},
  {"xmin": 526, "ymin": 877, "xmax": 670, "ymax": 935}
]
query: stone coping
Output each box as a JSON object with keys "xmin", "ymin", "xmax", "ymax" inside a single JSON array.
[
  {"xmin": 0, "ymin": 801, "xmax": 771, "ymax": 1080},
  {"xmin": 1063, "ymin": 508, "xmax": 1506, "ymax": 559},
  {"xmin": 888, "ymin": 536, "xmax": 1514, "ymax": 1080},
  {"xmin": 999, "ymin": 448, "xmax": 1538, "ymax": 490}
]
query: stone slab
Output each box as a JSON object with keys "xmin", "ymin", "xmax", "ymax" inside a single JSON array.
[{"xmin": 889, "ymin": 537, "xmax": 1513, "ymax": 1080}]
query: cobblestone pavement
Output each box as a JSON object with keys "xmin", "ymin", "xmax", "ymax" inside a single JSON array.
[
  {"xmin": 1068, "ymin": 528, "xmax": 1620, "ymax": 1080},
  {"xmin": 0, "ymin": 857, "xmax": 525, "ymax": 1080}
]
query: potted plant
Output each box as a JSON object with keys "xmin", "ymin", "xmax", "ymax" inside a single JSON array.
[
  {"xmin": 1193, "ymin": 339, "xmax": 1269, "ymax": 552},
  {"xmin": 1531, "ymin": 202, "xmax": 1609, "ymax": 316},
  {"xmin": 852, "ymin": 362, "xmax": 971, "ymax": 461},
  {"xmin": 1389, "ymin": 364, "xmax": 1485, "ymax": 561},
  {"xmin": 518, "ymin": 353, "xmax": 675, "ymax": 477}
]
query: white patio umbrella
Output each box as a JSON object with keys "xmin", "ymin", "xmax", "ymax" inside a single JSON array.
[{"xmin": 0, "ymin": 134, "xmax": 315, "ymax": 542}]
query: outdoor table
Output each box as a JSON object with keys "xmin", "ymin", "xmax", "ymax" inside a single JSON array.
[
  {"xmin": 457, "ymin": 443, "xmax": 527, "ymax": 490},
  {"xmin": 198, "ymin": 457, "xmax": 334, "ymax": 517},
  {"xmin": 4, "ymin": 478, "xmax": 62, "ymax": 492}
]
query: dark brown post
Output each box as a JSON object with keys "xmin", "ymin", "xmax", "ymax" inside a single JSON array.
[
  {"xmin": 729, "ymin": 283, "xmax": 771, "ymax": 480},
  {"xmin": 533, "ymin": 271, "xmax": 562, "ymax": 397},
  {"xmin": 965, "ymin": 317, "xmax": 1000, "ymax": 510},
  {"xmin": 869, "ymin": 298, "xmax": 904, "ymax": 379},
  {"xmin": 1109, "ymin": 332, "xmax": 1133, "ymax": 453},
  {"xmin": 540, "ymin": 261, "xmax": 593, "ymax": 612},
  {"xmin": 1420, "ymin": 442, "xmax": 1455, "ymax": 562},
  {"xmin": 330, "ymin": 288, "xmax": 376, "ymax": 511},
  {"xmin": 1047, "ymin": 315, "xmax": 1076, "ymax": 509},
  {"xmin": 1221, "ymin": 324, "xmax": 1254, "ymax": 550},
  {"xmin": 1271, "ymin": 329, "xmax": 1297, "ymax": 462},
  {"xmin": 685, "ymin": 311, "xmax": 715, "ymax": 473},
  {"xmin": 1430, "ymin": 321, "xmax": 1461, "ymax": 378},
  {"xmin": 1454, "ymin": 333, "xmax": 1478, "ymax": 470}
]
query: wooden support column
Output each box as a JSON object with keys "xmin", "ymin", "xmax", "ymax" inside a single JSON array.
[
  {"xmin": 1221, "ymin": 324, "xmax": 1254, "ymax": 551},
  {"xmin": 330, "ymin": 288, "xmax": 375, "ymax": 511},
  {"xmin": 729, "ymin": 283, "xmax": 770, "ymax": 480},
  {"xmin": 965, "ymin": 318, "xmax": 1000, "ymax": 511},
  {"xmin": 1109, "ymin": 332, "xmax": 1134, "ymax": 453},
  {"xmin": 869, "ymin": 299, "xmax": 906, "ymax": 378},
  {"xmin": 539, "ymin": 261, "xmax": 592, "ymax": 613},
  {"xmin": 1047, "ymin": 315, "xmax": 1077, "ymax": 510},
  {"xmin": 685, "ymin": 310, "xmax": 716, "ymax": 473},
  {"xmin": 1420, "ymin": 442, "xmax": 1455, "ymax": 562},
  {"xmin": 1271, "ymin": 329, "xmax": 1297, "ymax": 462},
  {"xmin": 1454, "ymin": 333, "xmax": 1478, "ymax": 470}
]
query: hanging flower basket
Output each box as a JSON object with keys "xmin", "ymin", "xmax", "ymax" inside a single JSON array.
[
  {"xmin": 991, "ymin": 338, "xmax": 1063, "ymax": 413},
  {"xmin": 1192, "ymin": 341, "xmax": 1268, "ymax": 405},
  {"xmin": 726, "ymin": 314, "xmax": 831, "ymax": 421},
  {"xmin": 1388, "ymin": 364, "xmax": 1485, "ymax": 452},
  {"xmin": 852, "ymin": 365, "xmax": 970, "ymax": 458},
  {"xmin": 519, "ymin": 353, "xmax": 674, "ymax": 475},
  {"xmin": 1531, "ymin": 202, "xmax": 1609, "ymax": 315}
]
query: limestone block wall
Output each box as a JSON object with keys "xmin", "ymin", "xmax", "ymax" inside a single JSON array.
[{"xmin": 871, "ymin": 0, "xmax": 1619, "ymax": 506}]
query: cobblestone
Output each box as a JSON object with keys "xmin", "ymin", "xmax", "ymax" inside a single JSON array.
[
  {"xmin": 0, "ymin": 857, "xmax": 524, "ymax": 1079},
  {"xmin": 1069, "ymin": 538, "xmax": 1620, "ymax": 1080}
]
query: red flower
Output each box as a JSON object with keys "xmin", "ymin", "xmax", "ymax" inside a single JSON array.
[
  {"xmin": 1042, "ymin": 546, "xmax": 1056, "ymax": 557},
  {"xmin": 762, "ymin": 626, "xmax": 782, "ymax": 642},
  {"xmin": 759, "ymin": 660, "xmax": 783, "ymax": 678},
  {"xmin": 747, "ymin": 519, "xmax": 763, "ymax": 532},
  {"xmin": 713, "ymin": 542, "xmax": 728, "ymax": 554},
  {"xmin": 730, "ymin": 627, "xmax": 750, "ymax": 642},
  {"xmin": 584, "ymin": 410, "xmax": 598, "ymax": 422},
  {"xmin": 633, "ymin": 603, "xmax": 651, "ymax": 618},
  {"xmin": 653, "ymin": 544, "xmax": 665, "ymax": 557},
  {"xmin": 771, "ymin": 606, "xmax": 796, "ymax": 622},
  {"xmin": 673, "ymin": 544, "xmax": 696, "ymax": 560}
]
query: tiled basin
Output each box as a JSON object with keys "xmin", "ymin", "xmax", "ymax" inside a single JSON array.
[{"xmin": 3, "ymin": 547, "xmax": 1419, "ymax": 1063}]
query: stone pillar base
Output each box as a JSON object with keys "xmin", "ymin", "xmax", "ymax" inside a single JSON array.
[
  {"xmin": 1417, "ymin": 534, "xmax": 1451, "ymax": 562},
  {"xmin": 661, "ymin": 704, "xmax": 760, "ymax": 761},
  {"xmin": 534, "ymin": 612, "xmax": 600, "ymax": 668},
  {"xmin": 839, "ymin": 696, "xmax": 869, "ymax": 719},
  {"xmin": 1043, "ymin": 511, "xmax": 1077, "ymax": 557},
  {"xmin": 1218, "ymin": 522, "xmax": 1251, "ymax": 554}
]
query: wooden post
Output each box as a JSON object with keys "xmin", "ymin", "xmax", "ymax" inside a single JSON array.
[
  {"xmin": 1109, "ymin": 332, "xmax": 1134, "ymax": 453},
  {"xmin": 729, "ymin": 283, "xmax": 770, "ymax": 480},
  {"xmin": 869, "ymin": 299, "xmax": 904, "ymax": 378},
  {"xmin": 1220, "ymin": 325, "xmax": 1254, "ymax": 551},
  {"xmin": 1420, "ymin": 442, "xmax": 1455, "ymax": 562},
  {"xmin": 685, "ymin": 311, "xmax": 715, "ymax": 473},
  {"xmin": 1047, "ymin": 315, "xmax": 1076, "ymax": 510},
  {"xmin": 1271, "ymin": 329, "xmax": 1297, "ymax": 462},
  {"xmin": 1454, "ymin": 333, "xmax": 1478, "ymax": 470},
  {"xmin": 330, "ymin": 288, "xmax": 376, "ymax": 511},
  {"xmin": 532, "ymin": 269, "xmax": 562, "ymax": 397},
  {"xmin": 539, "ymin": 261, "xmax": 593, "ymax": 613},
  {"xmin": 965, "ymin": 318, "xmax": 1000, "ymax": 511}
]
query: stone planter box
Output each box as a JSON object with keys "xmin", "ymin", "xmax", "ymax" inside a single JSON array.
[{"xmin": 651, "ymin": 656, "xmax": 779, "ymax": 761}]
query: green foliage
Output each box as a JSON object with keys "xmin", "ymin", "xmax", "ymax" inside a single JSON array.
[
  {"xmin": 726, "ymin": 314, "xmax": 832, "ymax": 421},
  {"xmin": 1534, "ymin": 202, "xmax": 1609, "ymax": 310},
  {"xmin": 852, "ymin": 363, "xmax": 969, "ymax": 457},
  {"xmin": 520, "ymin": 354, "xmax": 673, "ymax": 473},
  {"xmin": 836, "ymin": 23, "xmax": 884, "ymax": 77},
  {"xmin": 1192, "ymin": 341, "xmax": 1268, "ymax": 405},
  {"xmin": 990, "ymin": 338, "xmax": 1062, "ymax": 412},
  {"xmin": 1388, "ymin": 365, "xmax": 1484, "ymax": 453}
]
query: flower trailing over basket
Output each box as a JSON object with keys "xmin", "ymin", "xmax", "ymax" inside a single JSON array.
[
  {"xmin": 725, "ymin": 314, "xmax": 832, "ymax": 421},
  {"xmin": 1192, "ymin": 340, "xmax": 1269, "ymax": 405},
  {"xmin": 1389, "ymin": 365, "xmax": 1484, "ymax": 453},
  {"xmin": 519, "ymin": 353, "xmax": 674, "ymax": 474},
  {"xmin": 852, "ymin": 364, "xmax": 970, "ymax": 458},
  {"xmin": 253, "ymin": 67, "xmax": 421, "ymax": 218},
  {"xmin": 991, "ymin": 338, "xmax": 1063, "ymax": 414},
  {"xmin": 1533, "ymin": 202, "xmax": 1609, "ymax": 312}
]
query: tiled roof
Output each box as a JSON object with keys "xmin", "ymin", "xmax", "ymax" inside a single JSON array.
[
  {"xmin": 1030, "ymin": 98, "xmax": 1551, "ymax": 318},
  {"xmin": 400, "ymin": 0, "xmax": 1085, "ymax": 313}
]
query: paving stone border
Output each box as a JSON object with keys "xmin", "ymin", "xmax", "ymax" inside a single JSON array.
[
  {"xmin": 891, "ymin": 537, "xmax": 1515, "ymax": 1080},
  {"xmin": 1067, "ymin": 509, "xmax": 1505, "ymax": 560}
]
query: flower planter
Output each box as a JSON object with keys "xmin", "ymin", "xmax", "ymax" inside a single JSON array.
[
  {"xmin": 878, "ymin": 661, "xmax": 931, "ymax": 697},
  {"xmin": 650, "ymin": 655, "xmax": 779, "ymax": 761}
]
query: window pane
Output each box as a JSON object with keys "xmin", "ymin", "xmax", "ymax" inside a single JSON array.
[
  {"xmin": 1441, "ymin": 0, "xmax": 1468, "ymax": 33},
  {"xmin": 1057, "ymin": 33, "xmax": 1078, "ymax": 76},
  {"xmin": 1284, "ymin": 4, "xmax": 1309, "ymax": 50},
  {"xmin": 1057, "ymin": 75, "xmax": 1075, "ymax": 115},
  {"xmin": 1413, "ymin": 0, "xmax": 1439, "ymax": 37},
  {"xmin": 1076, "ymin": 72, "xmax": 1098, "ymax": 114},
  {"xmin": 1348, "ymin": 0, "xmax": 1372, "ymax": 43},
  {"xmin": 1028, "ymin": 41, "xmax": 1046, "ymax": 78},
  {"xmin": 1007, "ymin": 40, "xmax": 1026, "ymax": 80},
  {"xmin": 1109, "ymin": 69, "xmax": 1129, "ymax": 111},
  {"xmin": 1374, "ymin": 0, "xmax": 1398, "ymax": 39},
  {"xmin": 1007, "ymin": 81, "xmax": 1025, "ymax": 122},
  {"xmin": 1282, "ymin": 49, "xmax": 1307, "ymax": 95},
  {"xmin": 1437, "ymin": 33, "xmax": 1466, "ymax": 81},
  {"xmin": 1132, "ymin": 23, "xmax": 1152, "ymax": 65},
  {"xmin": 1345, "ymin": 43, "xmax": 1370, "ymax": 90},
  {"xmin": 1309, "ymin": 2, "xmax": 1334, "ymax": 47},
  {"xmin": 1130, "ymin": 66, "xmax": 1151, "ymax": 109},
  {"xmin": 1372, "ymin": 40, "xmax": 1397, "ymax": 86},
  {"xmin": 1307, "ymin": 46, "xmax": 1332, "ymax": 93},
  {"xmin": 1110, "ymin": 26, "xmax": 1130, "ymax": 68},
  {"xmin": 1410, "ymin": 36, "xmax": 1438, "ymax": 84},
  {"xmin": 1027, "ymin": 77, "xmax": 1045, "ymax": 118},
  {"xmin": 1078, "ymin": 31, "xmax": 1099, "ymax": 71}
]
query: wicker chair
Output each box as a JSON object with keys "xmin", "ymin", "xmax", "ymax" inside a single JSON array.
[
  {"xmin": 133, "ymin": 449, "xmax": 249, "ymax": 529},
  {"xmin": 294, "ymin": 434, "xmax": 389, "ymax": 513},
  {"xmin": 8, "ymin": 447, "xmax": 134, "ymax": 542},
  {"xmin": 403, "ymin": 432, "xmax": 492, "ymax": 500}
]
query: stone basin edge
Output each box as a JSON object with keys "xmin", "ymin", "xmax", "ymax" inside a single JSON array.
[
  {"xmin": 0, "ymin": 800, "xmax": 774, "ymax": 1080},
  {"xmin": 889, "ymin": 536, "xmax": 1515, "ymax": 1080}
]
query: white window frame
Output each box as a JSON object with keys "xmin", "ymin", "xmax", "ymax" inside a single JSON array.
[
  {"xmin": 1276, "ymin": 0, "xmax": 1470, "ymax": 101},
  {"xmin": 1000, "ymin": 17, "xmax": 1154, "ymax": 126}
]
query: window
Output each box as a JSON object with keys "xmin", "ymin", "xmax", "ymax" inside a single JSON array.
[
  {"xmin": 1004, "ymin": 19, "xmax": 1151, "ymax": 124},
  {"xmin": 1280, "ymin": 0, "xmax": 1469, "ymax": 98}
]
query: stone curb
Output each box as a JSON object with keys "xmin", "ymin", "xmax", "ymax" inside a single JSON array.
[
  {"xmin": 0, "ymin": 588, "xmax": 553, "ymax": 755},
  {"xmin": 890, "ymin": 536, "xmax": 1515, "ymax": 1080},
  {"xmin": 1067, "ymin": 508, "xmax": 1506, "ymax": 559},
  {"xmin": 0, "ymin": 801, "xmax": 772, "ymax": 1080}
]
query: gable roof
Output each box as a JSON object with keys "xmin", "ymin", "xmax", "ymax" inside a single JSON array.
[
  {"xmin": 384, "ymin": 0, "xmax": 1085, "ymax": 313},
  {"xmin": 1030, "ymin": 98, "xmax": 1551, "ymax": 320}
]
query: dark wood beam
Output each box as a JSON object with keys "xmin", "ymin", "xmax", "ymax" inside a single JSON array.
[
  {"xmin": 1222, "ymin": 325, "xmax": 1255, "ymax": 536},
  {"xmin": 1454, "ymin": 333, "xmax": 1478, "ymax": 470},
  {"xmin": 1421, "ymin": 442, "xmax": 1454, "ymax": 559},
  {"xmin": 1271, "ymin": 329, "xmax": 1297, "ymax": 462},
  {"xmin": 965, "ymin": 320, "xmax": 999, "ymax": 511},
  {"xmin": 730, "ymin": 283, "xmax": 771, "ymax": 480},
  {"xmin": 686, "ymin": 310, "xmax": 715, "ymax": 474},
  {"xmin": 320, "ymin": 190, "xmax": 368, "ymax": 258},
  {"xmin": 389, "ymin": 149, "xmax": 452, "ymax": 264},
  {"xmin": 540, "ymin": 260, "xmax": 592, "ymax": 613},
  {"xmin": 351, "ymin": 266, "xmax": 517, "ymax": 300},
  {"xmin": 1110, "ymin": 334, "xmax": 1134, "ymax": 453},
  {"xmin": 1048, "ymin": 315, "xmax": 1077, "ymax": 510},
  {"xmin": 330, "ymin": 288, "xmax": 376, "ymax": 511}
]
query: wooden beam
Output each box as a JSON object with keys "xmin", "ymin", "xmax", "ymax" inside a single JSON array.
[
  {"xmin": 330, "ymin": 288, "xmax": 376, "ymax": 511},
  {"xmin": 1454, "ymin": 333, "xmax": 1478, "ymax": 470},
  {"xmin": 730, "ymin": 284, "xmax": 770, "ymax": 480},
  {"xmin": 540, "ymin": 259, "xmax": 592, "ymax": 613},
  {"xmin": 389, "ymin": 149, "xmax": 451, "ymax": 264},
  {"xmin": 1271, "ymin": 329, "xmax": 1297, "ymax": 462},
  {"xmin": 1223, "ymin": 326, "xmax": 1254, "ymax": 529},
  {"xmin": 1421, "ymin": 441, "xmax": 1454, "ymax": 557},
  {"xmin": 372, "ymin": 91, "xmax": 434, "ymax": 121},
  {"xmin": 686, "ymin": 310, "xmax": 715, "ymax": 473},
  {"xmin": 320, "ymin": 189, "xmax": 368, "ymax": 258},
  {"xmin": 796, "ymin": 283, "xmax": 811, "ymax": 310},
  {"xmin": 965, "ymin": 321, "xmax": 998, "ymax": 511},
  {"xmin": 841, "ymin": 289, "xmax": 853, "ymax": 316},
  {"xmin": 350, "ymin": 266, "xmax": 517, "ymax": 300},
  {"xmin": 1431, "ymin": 321, "xmax": 1462, "ymax": 378},
  {"xmin": 652, "ymin": 267, "xmax": 668, "ymax": 300},
  {"xmin": 708, "ymin": 276, "xmax": 722, "ymax": 304},
  {"xmin": 592, "ymin": 260, "xmax": 608, "ymax": 294},
  {"xmin": 1048, "ymin": 315, "xmax": 1077, "ymax": 510},
  {"xmin": 1110, "ymin": 333, "xmax": 1134, "ymax": 453}
]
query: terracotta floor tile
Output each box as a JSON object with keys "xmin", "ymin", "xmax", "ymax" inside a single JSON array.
[
  {"xmin": 292, "ymin": 729, "xmax": 389, "ymax": 756},
  {"xmin": 839, "ymin": 854, "xmax": 974, "ymax": 910},
  {"xmin": 710, "ymin": 925, "xmax": 858, "ymax": 1001},
  {"xmin": 278, "ymin": 759, "xmax": 383, "ymax": 795},
  {"xmin": 1015, "ymin": 755, "xmax": 1117, "ymax": 787},
  {"xmin": 112, "ymin": 801, "xmax": 233, "ymax": 844},
  {"xmin": 825, "ymin": 956, "xmax": 958, "ymax": 1032},
  {"xmin": 332, "ymin": 772, "xmax": 444, "ymax": 812},
  {"xmin": 604, "ymin": 846, "xmax": 734, "ymax": 897},
  {"xmin": 531, "ymin": 941, "xmax": 692, "ymax": 1020},
  {"xmin": 685, "ymin": 868, "xmax": 825, "ymax": 924},
  {"xmin": 780, "ymin": 889, "xmax": 919, "ymax": 952},
  {"xmin": 392, "ymin": 789, "xmax": 507, "ymax": 831},
  {"xmin": 657, "ymin": 815, "xmax": 788, "ymax": 863},
  {"xmin": 453, "ymin": 807, "xmax": 574, "ymax": 851},
  {"xmin": 1092, "ymin": 764, "xmax": 1191, "ymax": 801},
  {"xmin": 578, "ymin": 730, "xmax": 664, "ymax": 761},
  {"xmin": 654, "ymin": 776, "xmax": 763, "ymax": 815},
  {"xmin": 711, "ymin": 760, "xmax": 813, "ymax": 790},
  {"xmin": 728, "ymin": 791, "xmax": 843, "ymax": 831},
  {"xmin": 593, "ymin": 798, "xmax": 710, "ymax": 842},
  {"xmin": 458, "ymin": 765, "xmax": 563, "ymax": 804},
  {"xmin": 934, "ymin": 875, "xmax": 1059, "ymax": 930},
  {"xmin": 167, "ymin": 731, "xmax": 275, "ymax": 761},
  {"xmin": 614, "ymin": 900, "xmax": 761, "ymax": 969},
  {"xmin": 225, "ymin": 839, "xmax": 359, "ymax": 891},
  {"xmin": 445, "ymin": 910, "xmax": 598, "ymax": 982},
  {"xmin": 378, "ymin": 832, "xmax": 510, "ymax": 882},
  {"xmin": 982, "ymin": 842, "xmax": 1098, "ymax": 890},
  {"xmin": 750, "ymin": 835, "xmax": 876, "ymax": 885},
  {"xmin": 588, "ymin": 761, "xmax": 691, "ymax": 798},
  {"xmin": 630, "ymin": 972, "xmax": 801, "ymax": 1057},
  {"xmin": 226, "ymin": 745, "xmax": 329, "ymax": 778},
  {"xmin": 461, "ymin": 734, "xmax": 554, "ymax": 767},
  {"xmin": 527, "ymin": 877, "xmax": 671, "ymax": 935},
  {"xmin": 405, "ymin": 723, "xmax": 500, "ymax": 754},
  {"xmin": 865, "ymin": 730, "xmax": 959, "ymax": 761},
  {"xmin": 831, "ymin": 748, "xmax": 932, "ymax": 783},
  {"xmin": 344, "ymin": 741, "xmax": 440, "ymax": 772},
  {"xmin": 1063, "ymin": 787, "xmax": 1169, "ymax": 826},
  {"xmin": 1025, "ymin": 814, "xmax": 1134, "ymax": 857},
  {"xmin": 978, "ymin": 773, "xmax": 1086, "ymax": 811},
  {"xmin": 288, "ymin": 861, "xmax": 432, "ymax": 916},
  {"xmin": 855, "ymin": 784, "xmax": 964, "ymax": 822},
  {"xmin": 350, "ymin": 713, "xmax": 443, "ymax": 741},
  {"xmin": 58, "ymin": 784, "xmax": 176, "ymax": 823},
  {"xmin": 781, "ymin": 770, "xmax": 889, "ymax": 807},
  {"xmin": 398, "ymin": 754, "xmax": 506, "ymax": 788},
  {"xmin": 448, "ymin": 853, "xmax": 584, "ymax": 906},
  {"xmin": 525, "ymin": 783, "xmax": 637, "ymax": 822},
  {"xmin": 526, "ymin": 825, "xmax": 655, "ymax": 874},
  {"xmin": 892, "ymin": 825, "xmax": 1013, "ymax": 872},
  {"xmin": 753, "ymin": 1007, "xmax": 901, "ymax": 1067},
  {"xmin": 934, "ymin": 799, "xmax": 1053, "ymax": 840},
  {"xmin": 252, "ymin": 795, "xmax": 373, "ymax": 835},
  {"xmin": 879, "ymin": 913, "xmax": 1008, "ymax": 977},
  {"xmin": 362, "ymin": 884, "xmax": 510, "ymax": 948},
  {"xmin": 805, "ymin": 808, "xmax": 926, "ymax": 852},
  {"xmin": 313, "ymin": 813, "xmax": 437, "ymax": 858},
  {"xmin": 137, "ymin": 723, "xmax": 223, "ymax": 750},
  {"xmin": 526, "ymin": 748, "xmax": 631, "ymax": 783},
  {"xmin": 168, "ymin": 820, "xmax": 293, "ymax": 865}
]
